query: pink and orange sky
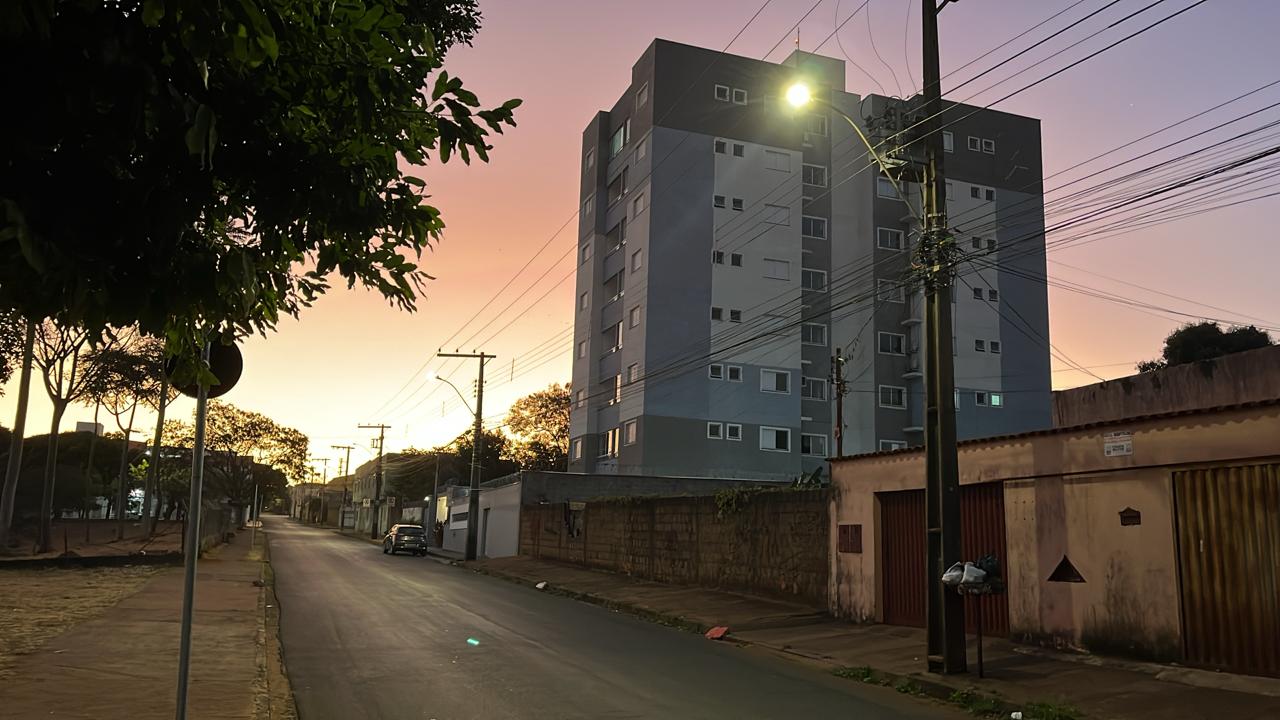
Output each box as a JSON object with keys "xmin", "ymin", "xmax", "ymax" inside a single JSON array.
[{"xmin": 4, "ymin": 0, "xmax": 1279, "ymax": 476}]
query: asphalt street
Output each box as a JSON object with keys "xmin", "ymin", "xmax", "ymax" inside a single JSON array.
[{"xmin": 266, "ymin": 516, "xmax": 965, "ymax": 720}]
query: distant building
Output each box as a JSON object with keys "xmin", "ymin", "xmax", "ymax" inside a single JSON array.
[
  {"xmin": 569, "ymin": 39, "xmax": 1051, "ymax": 481},
  {"xmin": 75, "ymin": 421, "xmax": 103, "ymax": 436}
]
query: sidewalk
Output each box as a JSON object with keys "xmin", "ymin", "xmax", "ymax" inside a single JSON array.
[
  {"xmin": 2, "ymin": 529, "xmax": 286, "ymax": 719},
  {"xmin": 470, "ymin": 556, "xmax": 1280, "ymax": 720}
]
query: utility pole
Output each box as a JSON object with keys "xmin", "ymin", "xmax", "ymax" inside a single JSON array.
[
  {"xmin": 437, "ymin": 351, "xmax": 493, "ymax": 561},
  {"xmin": 831, "ymin": 348, "xmax": 847, "ymax": 457},
  {"xmin": 359, "ymin": 424, "xmax": 389, "ymax": 539},
  {"xmin": 919, "ymin": 0, "xmax": 966, "ymax": 675},
  {"xmin": 428, "ymin": 453, "xmax": 441, "ymax": 545},
  {"xmin": 332, "ymin": 444, "xmax": 353, "ymax": 529}
]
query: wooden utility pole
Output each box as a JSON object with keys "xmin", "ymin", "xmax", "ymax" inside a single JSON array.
[
  {"xmin": 332, "ymin": 444, "xmax": 353, "ymax": 529},
  {"xmin": 358, "ymin": 424, "xmax": 390, "ymax": 539},
  {"xmin": 831, "ymin": 348, "xmax": 848, "ymax": 457},
  {"xmin": 437, "ymin": 352, "xmax": 493, "ymax": 561}
]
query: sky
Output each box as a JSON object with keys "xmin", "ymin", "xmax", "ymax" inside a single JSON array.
[{"xmin": 4, "ymin": 0, "xmax": 1279, "ymax": 477}]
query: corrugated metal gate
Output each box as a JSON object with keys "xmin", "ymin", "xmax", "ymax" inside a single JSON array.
[
  {"xmin": 1174, "ymin": 463, "xmax": 1280, "ymax": 678},
  {"xmin": 880, "ymin": 483, "xmax": 1010, "ymax": 636}
]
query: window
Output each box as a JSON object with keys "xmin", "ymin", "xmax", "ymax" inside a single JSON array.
[
  {"xmin": 877, "ymin": 177, "xmax": 900, "ymax": 199},
  {"xmin": 806, "ymin": 114, "xmax": 829, "ymax": 137},
  {"xmin": 730, "ymin": 253, "xmax": 743, "ymax": 267},
  {"xmin": 726, "ymin": 423, "xmax": 742, "ymax": 441},
  {"xmin": 802, "ymin": 164, "xmax": 828, "ymax": 187},
  {"xmin": 582, "ymin": 195, "xmax": 593, "ymax": 219},
  {"xmin": 607, "ymin": 167, "xmax": 628, "ymax": 204},
  {"xmin": 879, "ymin": 385, "xmax": 907, "ymax": 409},
  {"xmin": 878, "ymin": 279, "xmax": 905, "ymax": 304},
  {"xmin": 575, "ymin": 388, "xmax": 586, "ymax": 408},
  {"xmin": 970, "ymin": 186, "xmax": 981, "ymax": 199},
  {"xmin": 636, "ymin": 82, "xmax": 649, "ymax": 108},
  {"xmin": 579, "ymin": 292, "xmax": 588, "ymax": 311},
  {"xmin": 603, "ymin": 322, "xmax": 622, "ymax": 351},
  {"xmin": 968, "ymin": 136, "xmax": 981, "ymax": 151},
  {"xmin": 801, "ymin": 376, "xmax": 828, "ymax": 400},
  {"xmin": 801, "ymin": 434, "xmax": 828, "ymax": 457},
  {"xmin": 732, "ymin": 88, "xmax": 748, "ymax": 105},
  {"xmin": 709, "ymin": 363, "xmax": 724, "ymax": 380},
  {"xmin": 714, "ymin": 139, "xmax": 727, "ymax": 154},
  {"xmin": 760, "ymin": 426, "xmax": 791, "ymax": 452},
  {"xmin": 975, "ymin": 391, "xmax": 988, "ymax": 406},
  {"xmin": 879, "ymin": 439, "xmax": 908, "ymax": 451},
  {"xmin": 729, "ymin": 309, "xmax": 742, "ymax": 323},
  {"xmin": 762, "ymin": 258, "xmax": 790, "ymax": 280},
  {"xmin": 584, "ymin": 148, "xmax": 596, "ymax": 171},
  {"xmin": 975, "ymin": 339, "xmax": 986, "ymax": 352},
  {"xmin": 764, "ymin": 204, "xmax": 790, "ymax": 225},
  {"xmin": 636, "ymin": 137, "xmax": 647, "ymax": 161},
  {"xmin": 604, "ymin": 374, "xmax": 621, "ymax": 404},
  {"xmin": 877, "ymin": 227, "xmax": 903, "ymax": 250},
  {"xmin": 985, "ymin": 188, "xmax": 996, "ymax": 202},
  {"xmin": 942, "ymin": 131, "xmax": 954, "ymax": 153},
  {"xmin": 624, "ymin": 419, "xmax": 638, "ymax": 445},
  {"xmin": 982, "ymin": 138, "xmax": 996, "ymax": 154},
  {"xmin": 801, "ymin": 323, "xmax": 827, "ymax": 346},
  {"xmin": 707, "ymin": 422, "xmax": 724, "ymax": 439},
  {"xmin": 605, "ymin": 219, "xmax": 625, "ymax": 252},
  {"xmin": 990, "ymin": 341, "xmax": 1002, "ymax": 354},
  {"xmin": 731, "ymin": 197, "xmax": 744, "ymax": 211},
  {"xmin": 991, "ymin": 392, "xmax": 1004, "ymax": 407},
  {"xmin": 712, "ymin": 250, "xmax": 725, "ymax": 264},
  {"xmin": 627, "ymin": 363, "xmax": 639, "ymax": 383},
  {"xmin": 580, "ymin": 242, "xmax": 592, "ymax": 265},
  {"xmin": 632, "ymin": 192, "xmax": 646, "ymax": 216},
  {"xmin": 630, "ymin": 249, "xmax": 643, "ymax": 272},
  {"xmin": 711, "ymin": 306, "xmax": 723, "ymax": 321},
  {"xmin": 714, "ymin": 84, "xmax": 730, "ymax": 102},
  {"xmin": 761, "ymin": 369, "xmax": 790, "ymax": 394},
  {"xmin": 801, "ymin": 216, "xmax": 827, "ymax": 239},
  {"xmin": 726, "ymin": 365, "xmax": 743, "ymax": 382},
  {"xmin": 609, "ymin": 119, "xmax": 630, "ymax": 158},
  {"xmin": 987, "ymin": 238, "xmax": 997, "ymax": 251},
  {"xmin": 600, "ymin": 427, "xmax": 620, "ymax": 458},
  {"xmin": 629, "ymin": 306, "xmax": 641, "ymax": 328},
  {"xmin": 732, "ymin": 143, "xmax": 745, "ymax": 157},
  {"xmin": 571, "ymin": 438, "xmax": 583, "ymax": 460},
  {"xmin": 971, "ymin": 237, "xmax": 982, "ymax": 250},
  {"xmin": 765, "ymin": 150, "xmax": 791, "ymax": 171},
  {"xmin": 972, "ymin": 286, "xmax": 984, "ymax": 300},
  {"xmin": 988, "ymin": 288, "xmax": 999, "ymax": 302},
  {"xmin": 713, "ymin": 194, "xmax": 726, "ymax": 208},
  {"xmin": 603, "ymin": 269, "xmax": 625, "ymax": 300},
  {"xmin": 878, "ymin": 332, "xmax": 905, "ymax": 355},
  {"xmin": 802, "ymin": 269, "xmax": 827, "ymax": 291}
]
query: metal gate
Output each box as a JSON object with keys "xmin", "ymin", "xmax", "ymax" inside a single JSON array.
[
  {"xmin": 880, "ymin": 483, "xmax": 1010, "ymax": 636},
  {"xmin": 1174, "ymin": 463, "xmax": 1280, "ymax": 678}
]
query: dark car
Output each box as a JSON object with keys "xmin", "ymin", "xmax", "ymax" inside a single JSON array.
[{"xmin": 382, "ymin": 524, "xmax": 428, "ymax": 556}]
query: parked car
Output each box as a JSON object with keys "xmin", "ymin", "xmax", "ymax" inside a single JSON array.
[{"xmin": 382, "ymin": 524, "xmax": 428, "ymax": 556}]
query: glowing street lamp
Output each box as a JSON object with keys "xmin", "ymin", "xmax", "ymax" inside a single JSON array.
[{"xmin": 785, "ymin": 82, "xmax": 812, "ymax": 109}]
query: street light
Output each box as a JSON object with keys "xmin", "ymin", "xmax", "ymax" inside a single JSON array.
[{"xmin": 426, "ymin": 371, "xmax": 475, "ymax": 414}]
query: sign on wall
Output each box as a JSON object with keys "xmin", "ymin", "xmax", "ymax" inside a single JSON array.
[{"xmin": 1103, "ymin": 431, "xmax": 1133, "ymax": 457}]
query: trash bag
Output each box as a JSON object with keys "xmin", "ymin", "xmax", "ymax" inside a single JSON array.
[
  {"xmin": 941, "ymin": 562, "xmax": 965, "ymax": 586},
  {"xmin": 976, "ymin": 553, "xmax": 1002, "ymax": 580},
  {"xmin": 961, "ymin": 563, "xmax": 987, "ymax": 585}
]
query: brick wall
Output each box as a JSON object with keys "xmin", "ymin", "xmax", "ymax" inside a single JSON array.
[{"xmin": 520, "ymin": 489, "xmax": 829, "ymax": 606}]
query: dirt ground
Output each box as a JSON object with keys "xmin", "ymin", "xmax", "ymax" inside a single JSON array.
[
  {"xmin": 3, "ymin": 519, "xmax": 184, "ymax": 559},
  {"xmin": 0, "ymin": 565, "xmax": 164, "ymax": 677}
]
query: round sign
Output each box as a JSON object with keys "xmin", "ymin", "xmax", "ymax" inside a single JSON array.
[{"xmin": 166, "ymin": 343, "xmax": 244, "ymax": 399}]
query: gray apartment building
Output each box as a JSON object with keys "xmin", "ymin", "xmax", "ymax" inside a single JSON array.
[{"xmin": 568, "ymin": 39, "xmax": 1051, "ymax": 480}]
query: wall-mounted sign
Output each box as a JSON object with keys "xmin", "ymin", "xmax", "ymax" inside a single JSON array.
[
  {"xmin": 1103, "ymin": 431, "xmax": 1133, "ymax": 457},
  {"xmin": 1119, "ymin": 507, "xmax": 1141, "ymax": 526},
  {"xmin": 361, "ymin": 498, "xmax": 371, "ymax": 507}
]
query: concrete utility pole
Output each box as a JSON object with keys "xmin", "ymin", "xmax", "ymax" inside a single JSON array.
[
  {"xmin": 919, "ymin": 0, "xmax": 966, "ymax": 675},
  {"xmin": 831, "ymin": 348, "xmax": 848, "ymax": 458},
  {"xmin": 332, "ymin": 444, "xmax": 353, "ymax": 529},
  {"xmin": 437, "ymin": 351, "xmax": 493, "ymax": 561},
  {"xmin": 358, "ymin": 424, "xmax": 389, "ymax": 539},
  {"xmin": 428, "ymin": 453, "xmax": 441, "ymax": 545}
]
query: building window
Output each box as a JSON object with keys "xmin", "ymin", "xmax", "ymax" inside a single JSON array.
[
  {"xmin": 636, "ymin": 82, "xmax": 649, "ymax": 108},
  {"xmin": 764, "ymin": 204, "xmax": 790, "ymax": 225},
  {"xmin": 968, "ymin": 136, "xmax": 981, "ymax": 151},
  {"xmin": 636, "ymin": 137, "xmax": 647, "ymax": 161},
  {"xmin": 801, "ymin": 434, "xmax": 828, "ymax": 457},
  {"xmin": 806, "ymin": 114, "xmax": 829, "ymax": 136},
  {"xmin": 765, "ymin": 150, "xmax": 791, "ymax": 171},
  {"xmin": 631, "ymin": 249, "xmax": 643, "ymax": 272},
  {"xmin": 726, "ymin": 365, "xmax": 743, "ymax": 382},
  {"xmin": 877, "ymin": 177, "xmax": 900, "ymax": 199},
  {"xmin": 802, "ymin": 164, "xmax": 828, "ymax": 187},
  {"xmin": 975, "ymin": 339, "xmax": 986, "ymax": 352},
  {"xmin": 714, "ymin": 139, "xmax": 727, "ymax": 154},
  {"xmin": 603, "ymin": 269, "xmax": 625, "ymax": 301},
  {"xmin": 729, "ymin": 309, "xmax": 742, "ymax": 323},
  {"xmin": 713, "ymin": 194, "xmax": 726, "ymax": 208},
  {"xmin": 582, "ymin": 195, "xmax": 593, "ymax": 219},
  {"xmin": 731, "ymin": 197, "xmax": 744, "ymax": 211},
  {"xmin": 603, "ymin": 322, "xmax": 622, "ymax": 352},
  {"xmin": 970, "ymin": 186, "xmax": 981, "ymax": 199},
  {"xmin": 707, "ymin": 422, "xmax": 724, "ymax": 439},
  {"xmin": 879, "ymin": 439, "xmax": 907, "ymax": 451},
  {"xmin": 990, "ymin": 341, "xmax": 1002, "ymax": 354},
  {"xmin": 584, "ymin": 148, "xmax": 596, "ymax": 171},
  {"xmin": 802, "ymin": 269, "xmax": 827, "ymax": 291},
  {"xmin": 712, "ymin": 250, "xmax": 725, "ymax": 264},
  {"xmin": 709, "ymin": 363, "xmax": 724, "ymax": 380},
  {"xmin": 991, "ymin": 392, "xmax": 1004, "ymax": 407},
  {"xmin": 988, "ymin": 288, "xmax": 999, "ymax": 302},
  {"xmin": 604, "ymin": 374, "xmax": 621, "ymax": 404},
  {"xmin": 879, "ymin": 385, "xmax": 907, "ymax": 409},
  {"xmin": 987, "ymin": 238, "xmax": 997, "ymax": 251},
  {"xmin": 732, "ymin": 88, "xmax": 748, "ymax": 105},
  {"xmin": 607, "ymin": 167, "xmax": 628, "ymax": 204},
  {"xmin": 609, "ymin": 119, "xmax": 630, "ymax": 159},
  {"xmin": 760, "ymin": 426, "xmax": 791, "ymax": 452},
  {"xmin": 732, "ymin": 142, "xmax": 745, "ymax": 157},
  {"xmin": 801, "ymin": 323, "xmax": 827, "ymax": 346},
  {"xmin": 982, "ymin": 138, "xmax": 996, "ymax": 154},
  {"xmin": 629, "ymin": 306, "xmax": 641, "ymax": 328},
  {"xmin": 878, "ymin": 279, "xmax": 905, "ymax": 304},
  {"xmin": 577, "ymin": 340, "xmax": 587, "ymax": 359},
  {"xmin": 975, "ymin": 391, "xmax": 988, "ymax": 406},
  {"xmin": 633, "ymin": 192, "xmax": 646, "ymax": 216},
  {"xmin": 605, "ymin": 219, "xmax": 625, "ymax": 252},
  {"xmin": 730, "ymin": 253, "xmax": 743, "ymax": 267},
  {"xmin": 599, "ymin": 427, "xmax": 620, "ymax": 458},
  {"xmin": 571, "ymin": 438, "xmax": 583, "ymax": 460},
  {"xmin": 878, "ymin": 332, "xmax": 905, "ymax": 355},
  {"xmin": 714, "ymin": 84, "xmax": 730, "ymax": 102},
  {"xmin": 575, "ymin": 388, "xmax": 585, "ymax": 408},
  {"xmin": 580, "ymin": 243, "xmax": 592, "ymax": 266},
  {"xmin": 711, "ymin": 307, "xmax": 723, "ymax": 321},
  {"xmin": 985, "ymin": 188, "xmax": 996, "ymax": 202},
  {"xmin": 877, "ymin": 227, "xmax": 903, "ymax": 250},
  {"xmin": 801, "ymin": 216, "xmax": 827, "ymax": 239},
  {"xmin": 579, "ymin": 292, "xmax": 588, "ymax": 311},
  {"xmin": 761, "ymin": 369, "xmax": 790, "ymax": 394},
  {"xmin": 971, "ymin": 237, "xmax": 982, "ymax": 250},
  {"xmin": 972, "ymin": 286, "xmax": 984, "ymax": 300},
  {"xmin": 942, "ymin": 131, "xmax": 953, "ymax": 153},
  {"xmin": 801, "ymin": 376, "xmax": 828, "ymax": 400},
  {"xmin": 726, "ymin": 423, "xmax": 742, "ymax": 441},
  {"xmin": 626, "ymin": 364, "xmax": 640, "ymax": 384},
  {"xmin": 621, "ymin": 420, "xmax": 637, "ymax": 445},
  {"xmin": 763, "ymin": 258, "xmax": 790, "ymax": 280}
]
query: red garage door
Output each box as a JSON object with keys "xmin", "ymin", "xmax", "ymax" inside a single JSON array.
[{"xmin": 879, "ymin": 483, "xmax": 1010, "ymax": 636}]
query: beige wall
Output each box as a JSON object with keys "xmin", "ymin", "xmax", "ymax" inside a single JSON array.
[{"xmin": 830, "ymin": 402, "xmax": 1280, "ymax": 660}]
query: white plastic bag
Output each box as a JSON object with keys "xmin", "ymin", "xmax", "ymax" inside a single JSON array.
[
  {"xmin": 941, "ymin": 562, "xmax": 965, "ymax": 585},
  {"xmin": 961, "ymin": 563, "xmax": 987, "ymax": 585}
]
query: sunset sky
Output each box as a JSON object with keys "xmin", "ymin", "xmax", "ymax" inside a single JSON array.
[{"xmin": 4, "ymin": 0, "xmax": 1279, "ymax": 478}]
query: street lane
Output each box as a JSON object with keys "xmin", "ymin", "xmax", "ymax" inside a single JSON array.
[{"xmin": 266, "ymin": 516, "xmax": 964, "ymax": 720}]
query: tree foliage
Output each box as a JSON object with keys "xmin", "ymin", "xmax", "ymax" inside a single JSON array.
[
  {"xmin": 504, "ymin": 383, "xmax": 570, "ymax": 471},
  {"xmin": 1138, "ymin": 322, "xmax": 1273, "ymax": 372},
  {"xmin": 0, "ymin": 312, "xmax": 25, "ymax": 392},
  {"xmin": 0, "ymin": 0, "xmax": 520, "ymax": 363}
]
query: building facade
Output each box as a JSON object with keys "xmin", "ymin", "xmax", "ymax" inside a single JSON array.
[{"xmin": 569, "ymin": 39, "xmax": 1051, "ymax": 480}]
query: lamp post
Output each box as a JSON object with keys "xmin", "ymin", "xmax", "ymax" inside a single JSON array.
[{"xmin": 428, "ymin": 364, "xmax": 490, "ymax": 561}]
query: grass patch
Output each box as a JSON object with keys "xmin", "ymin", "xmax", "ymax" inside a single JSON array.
[
  {"xmin": 831, "ymin": 665, "xmax": 876, "ymax": 682},
  {"xmin": 1024, "ymin": 701, "xmax": 1082, "ymax": 720},
  {"xmin": 894, "ymin": 678, "xmax": 924, "ymax": 695},
  {"xmin": 949, "ymin": 689, "xmax": 1003, "ymax": 717}
]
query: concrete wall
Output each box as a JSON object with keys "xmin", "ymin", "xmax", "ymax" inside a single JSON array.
[
  {"xmin": 440, "ymin": 483, "xmax": 521, "ymax": 558},
  {"xmin": 521, "ymin": 489, "xmax": 829, "ymax": 606},
  {"xmin": 513, "ymin": 470, "xmax": 786, "ymax": 505},
  {"xmin": 829, "ymin": 401, "xmax": 1280, "ymax": 660}
]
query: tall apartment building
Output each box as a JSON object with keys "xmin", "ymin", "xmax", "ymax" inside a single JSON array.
[{"xmin": 569, "ymin": 39, "xmax": 1051, "ymax": 480}]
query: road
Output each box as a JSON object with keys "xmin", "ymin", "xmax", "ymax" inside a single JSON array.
[{"xmin": 266, "ymin": 517, "xmax": 965, "ymax": 720}]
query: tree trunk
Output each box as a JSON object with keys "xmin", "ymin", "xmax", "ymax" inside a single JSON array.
[
  {"xmin": 83, "ymin": 401, "xmax": 102, "ymax": 542},
  {"xmin": 115, "ymin": 402, "xmax": 138, "ymax": 541},
  {"xmin": 0, "ymin": 318, "xmax": 36, "ymax": 549},
  {"xmin": 142, "ymin": 378, "xmax": 168, "ymax": 538},
  {"xmin": 38, "ymin": 400, "xmax": 68, "ymax": 553}
]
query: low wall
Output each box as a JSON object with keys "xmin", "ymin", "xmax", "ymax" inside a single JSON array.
[{"xmin": 520, "ymin": 489, "xmax": 829, "ymax": 607}]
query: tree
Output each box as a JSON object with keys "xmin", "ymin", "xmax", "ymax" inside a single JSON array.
[
  {"xmin": 1, "ymin": 0, "xmax": 520, "ymax": 369},
  {"xmin": 504, "ymin": 383, "xmax": 570, "ymax": 471},
  {"xmin": 0, "ymin": 318, "xmax": 35, "ymax": 549},
  {"xmin": 1138, "ymin": 322, "xmax": 1273, "ymax": 372},
  {"xmin": 0, "ymin": 312, "xmax": 25, "ymax": 391}
]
